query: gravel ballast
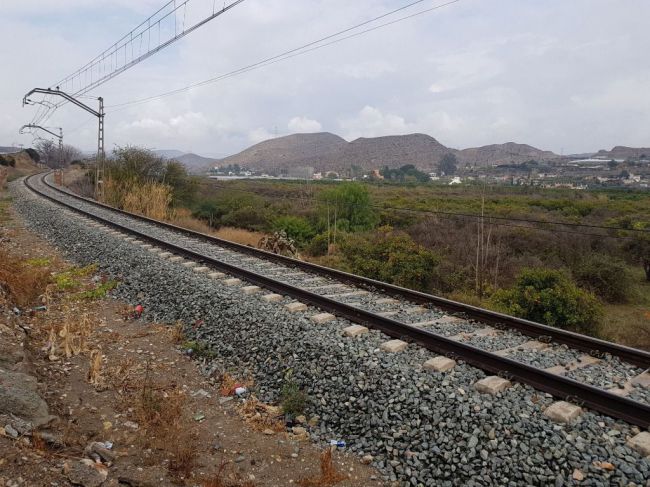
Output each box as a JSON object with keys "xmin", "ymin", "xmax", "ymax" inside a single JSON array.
[{"xmin": 12, "ymin": 179, "xmax": 650, "ymax": 487}]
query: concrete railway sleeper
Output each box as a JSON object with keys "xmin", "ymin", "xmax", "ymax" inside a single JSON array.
[{"xmin": 23, "ymin": 173, "xmax": 650, "ymax": 430}]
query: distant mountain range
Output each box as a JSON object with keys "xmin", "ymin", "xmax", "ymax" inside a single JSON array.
[
  {"xmin": 153, "ymin": 149, "xmax": 219, "ymax": 173},
  {"xmin": 19, "ymin": 137, "xmax": 643, "ymax": 174},
  {"xmin": 214, "ymin": 132, "xmax": 564, "ymax": 172},
  {"xmin": 595, "ymin": 146, "xmax": 650, "ymax": 160}
]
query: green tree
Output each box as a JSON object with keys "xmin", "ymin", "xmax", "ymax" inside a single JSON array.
[
  {"xmin": 319, "ymin": 182, "xmax": 378, "ymax": 232},
  {"xmin": 572, "ymin": 254, "xmax": 633, "ymax": 303},
  {"xmin": 339, "ymin": 227, "xmax": 439, "ymax": 291},
  {"xmin": 162, "ymin": 161, "xmax": 197, "ymax": 207},
  {"xmin": 490, "ymin": 268, "xmax": 602, "ymax": 333},
  {"xmin": 272, "ymin": 216, "xmax": 315, "ymax": 245},
  {"xmin": 380, "ymin": 164, "xmax": 430, "ymax": 183},
  {"xmin": 438, "ymin": 153, "xmax": 458, "ymax": 176}
]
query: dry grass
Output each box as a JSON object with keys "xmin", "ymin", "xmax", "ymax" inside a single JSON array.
[
  {"xmin": 0, "ymin": 250, "xmax": 51, "ymax": 307},
  {"xmin": 122, "ymin": 182, "xmax": 172, "ymax": 220},
  {"xmin": 213, "ymin": 227, "xmax": 267, "ymax": 247},
  {"xmin": 87, "ymin": 349, "xmax": 104, "ymax": 386},
  {"xmin": 297, "ymin": 449, "xmax": 348, "ymax": 487},
  {"xmin": 99, "ymin": 177, "xmax": 268, "ymax": 249},
  {"xmin": 102, "ymin": 177, "xmax": 172, "ymax": 220},
  {"xmin": 0, "ymin": 167, "xmax": 8, "ymax": 189},
  {"xmin": 202, "ymin": 461, "xmax": 256, "ymax": 487},
  {"xmin": 168, "ymin": 429, "xmax": 199, "ymax": 480},
  {"xmin": 169, "ymin": 207, "xmax": 215, "ymax": 233},
  {"xmin": 238, "ymin": 396, "xmax": 285, "ymax": 432},
  {"xmin": 168, "ymin": 321, "xmax": 185, "ymax": 344}
]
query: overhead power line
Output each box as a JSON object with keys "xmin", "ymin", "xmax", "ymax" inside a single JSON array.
[
  {"xmin": 27, "ymin": 0, "xmax": 248, "ymax": 126},
  {"xmin": 107, "ymin": 0, "xmax": 462, "ymax": 110}
]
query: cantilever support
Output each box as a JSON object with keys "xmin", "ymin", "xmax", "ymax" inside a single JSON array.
[{"xmin": 23, "ymin": 88, "xmax": 105, "ymax": 197}]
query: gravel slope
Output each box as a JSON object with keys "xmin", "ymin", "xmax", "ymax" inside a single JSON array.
[{"xmin": 12, "ymin": 180, "xmax": 650, "ymax": 487}]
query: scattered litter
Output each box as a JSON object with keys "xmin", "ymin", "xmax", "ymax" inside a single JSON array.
[
  {"xmin": 329, "ymin": 439, "xmax": 346, "ymax": 448},
  {"xmin": 194, "ymin": 412, "xmax": 206, "ymax": 422},
  {"xmin": 12, "ymin": 307, "xmax": 20, "ymax": 315},
  {"xmin": 191, "ymin": 388, "xmax": 211, "ymax": 398},
  {"xmin": 134, "ymin": 304, "xmax": 143, "ymax": 318},
  {"xmin": 235, "ymin": 387, "xmax": 247, "ymax": 396},
  {"xmin": 123, "ymin": 421, "xmax": 139, "ymax": 430},
  {"xmin": 4, "ymin": 424, "xmax": 18, "ymax": 438}
]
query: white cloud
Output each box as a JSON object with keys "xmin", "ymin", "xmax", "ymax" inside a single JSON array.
[
  {"xmin": 248, "ymin": 127, "xmax": 275, "ymax": 144},
  {"xmin": 339, "ymin": 106, "xmax": 413, "ymax": 140},
  {"xmin": 3, "ymin": 0, "xmax": 650, "ymax": 155},
  {"xmin": 340, "ymin": 61, "xmax": 394, "ymax": 80},
  {"xmin": 287, "ymin": 116, "xmax": 322, "ymax": 133}
]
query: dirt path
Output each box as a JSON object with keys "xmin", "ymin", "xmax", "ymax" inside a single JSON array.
[{"xmin": 0, "ymin": 191, "xmax": 384, "ymax": 486}]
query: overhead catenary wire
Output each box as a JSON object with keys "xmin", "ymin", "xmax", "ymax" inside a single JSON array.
[
  {"xmin": 24, "ymin": 0, "xmax": 249, "ymax": 128},
  {"xmin": 106, "ymin": 0, "xmax": 462, "ymax": 110}
]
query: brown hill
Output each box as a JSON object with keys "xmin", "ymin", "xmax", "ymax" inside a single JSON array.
[
  {"xmin": 0, "ymin": 150, "xmax": 41, "ymax": 183},
  {"xmin": 341, "ymin": 134, "xmax": 451, "ymax": 171},
  {"xmin": 596, "ymin": 146, "xmax": 650, "ymax": 160},
  {"xmin": 219, "ymin": 133, "xmax": 347, "ymax": 171},
  {"xmin": 218, "ymin": 133, "xmax": 558, "ymax": 172},
  {"xmin": 457, "ymin": 142, "xmax": 558, "ymax": 166}
]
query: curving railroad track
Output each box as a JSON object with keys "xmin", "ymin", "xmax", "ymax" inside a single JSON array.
[{"xmin": 24, "ymin": 172, "xmax": 650, "ymax": 428}]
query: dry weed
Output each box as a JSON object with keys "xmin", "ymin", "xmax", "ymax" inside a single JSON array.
[
  {"xmin": 297, "ymin": 449, "xmax": 347, "ymax": 487},
  {"xmin": 168, "ymin": 321, "xmax": 185, "ymax": 344},
  {"xmin": 0, "ymin": 167, "xmax": 8, "ymax": 188},
  {"xmin": 0, "ymin": 250, "xmax": 51, "ymax": 307},
  {"xmin": 202, "ymin": 461, "xmax": 256, "ymax": 487},
  {"xmin": 102, "ymin": 177, "xmax": 172, "ymax": 220},
  {"xmin": 30, "ymin": 432, "xmax": 48, "ymax": 453},
  {"xmin": 169, "ymin": 207, "xmax": 214, "ymax": 233},
  {"xmin": 238, "ymin": 396, "xmax": 285, "ymax": 432},
  {"xmin": 168, "ymin": 429, "xmax": 199, "ymax": 480},
  {"xmin": 87, "ymin": 349, "xmax": 104, "ymax": 387},
  {"xmin": 214, "ymin": 227, "xmax": 267, "ymax": 247}
]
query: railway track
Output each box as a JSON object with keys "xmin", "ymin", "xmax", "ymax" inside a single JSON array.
[{"xmin": 24, "ymin": 172, "xmax": 650, "ymax": 428}]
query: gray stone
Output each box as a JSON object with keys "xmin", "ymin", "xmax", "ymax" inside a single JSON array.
[
  {"xmin": 474, "ymin": 376, "xmax": 512, "ymax": 395},
  {"xmin": 543, "ymin": 401, "xmax": 582, "ymax": 423},
  {"xmin": 0, "ymin": 369, "xmax": 51, "ymax": 427},
  {"xmin": 380, "ymin": 339, "xmax": 408, "ymax": 353}
]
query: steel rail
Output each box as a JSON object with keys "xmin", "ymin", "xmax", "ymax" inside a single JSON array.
[
  {"xmin": 38, "ymin": 173, "xmax": 650, "ymax": 369},
  {"xmin": 24, "ymin": 173, "xmax": 650, "ymax": 428}
]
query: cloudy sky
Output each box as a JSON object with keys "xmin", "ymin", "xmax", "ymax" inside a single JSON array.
[{"xmin": 2, "ymin": 0, "xmax": 649, "ymax": 156}]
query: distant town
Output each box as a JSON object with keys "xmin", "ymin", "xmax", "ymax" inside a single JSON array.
[{"xmin": 208, "ymin": 153, "xmax": 650, "ymax": 189}]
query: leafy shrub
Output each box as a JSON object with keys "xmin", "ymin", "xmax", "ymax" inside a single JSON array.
[
  {"xmin": 318, "ymin": 183, "xmax": 378, "ymax": 232},
  {"xmin": 307, "ymin": 233, "xmax": 330, "ymax": 256},
  {"xmin": 102, "ymin": 146, "xmax": 196, "ymax": 209},
  {"xmin": 281, "ymin": 381, "xmax": 307, "ymax": 417},
  {"xmin": 490, "ymin": 268, "xmax": 602, "ymax": 333},
  {"xmin": 339, "ymin": 227, "xmax": 439, "ymax": 291},
  {"xmin": 273, "ymin": 216, "xmax": 315, "ymax": 245},
  {"xmin": 572, "ymin": 254, "xmax": 633, "ymax": 303},
  {"xmin": 221, "ymin": 206, "xmax": 270, "ymax": 231}
]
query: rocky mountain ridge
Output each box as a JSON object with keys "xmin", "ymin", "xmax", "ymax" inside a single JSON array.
[{"xmin": 216, "ymin": 132, "xmax": 561, "ymax": 172}]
